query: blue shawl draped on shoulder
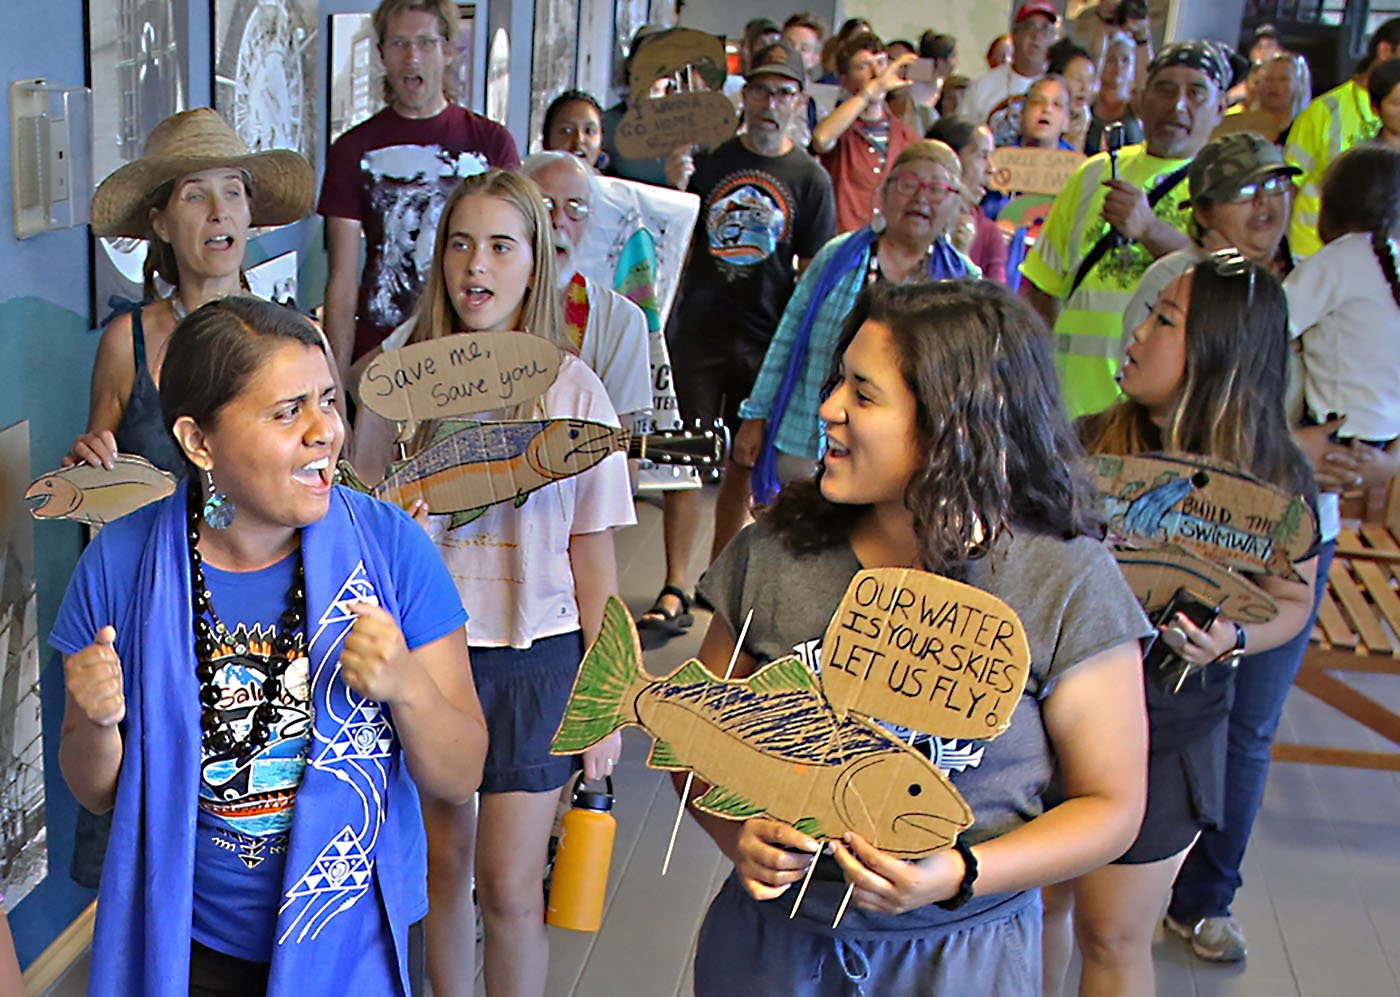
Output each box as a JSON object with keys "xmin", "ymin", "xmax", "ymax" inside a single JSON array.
[
  {"xmin": 752, "ymin": 229, "xmax": 972, "ymax": 504},
  {"xmin": 92, "ymin": 482, "xmax": 425, "ymax": 996}
]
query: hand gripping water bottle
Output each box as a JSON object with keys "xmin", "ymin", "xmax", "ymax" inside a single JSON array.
[{"xmin": 545, "ymin": 776, "xmax": 616, "ymax": 931}]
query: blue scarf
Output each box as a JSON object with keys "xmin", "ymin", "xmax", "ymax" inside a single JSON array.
[
  {"xmin": 92, "ymin": 483, "xmax": 424, "ymax": 996},
  {"xmin": 752, "ymin": 229, "xmax": 971, "ymax": 504}
]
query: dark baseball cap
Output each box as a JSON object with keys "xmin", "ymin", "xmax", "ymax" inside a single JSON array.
[
  {"xmin": 1183, "ymin": 131, "xmax": 1302, "ymax": 206},
  {"xmin": 746, "ymin": 41, "xmax": 806, "ymax": 86}
]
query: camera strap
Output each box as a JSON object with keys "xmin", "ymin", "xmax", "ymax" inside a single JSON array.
[{"xmin": 1067, "ymin": 162, "xmax": 1190, "ymax": 298}]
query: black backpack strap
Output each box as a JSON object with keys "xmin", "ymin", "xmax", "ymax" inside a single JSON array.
[{"xmin": 1066, "ymin": 163, "xmax": 1190, "ymax": 298}]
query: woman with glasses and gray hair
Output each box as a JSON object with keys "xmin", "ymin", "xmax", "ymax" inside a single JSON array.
[{"xmin": 1042, "ymin": 251, "xmax": 1320, "ymax": 994}]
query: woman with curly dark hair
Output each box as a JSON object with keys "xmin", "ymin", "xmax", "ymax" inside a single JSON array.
[{"xmin": 684, "ymin": 280, "xmax": 1152, "ymax": 993}]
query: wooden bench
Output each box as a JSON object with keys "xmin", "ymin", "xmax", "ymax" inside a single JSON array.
[{"xmin": 1272, "ymin": 484, "xmax": 1400, "ymax": 771}]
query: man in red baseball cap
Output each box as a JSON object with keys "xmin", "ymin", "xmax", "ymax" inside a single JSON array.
[{"xmin": 963, "ymin": 1, "xmax": 1059, "ymax": 125}]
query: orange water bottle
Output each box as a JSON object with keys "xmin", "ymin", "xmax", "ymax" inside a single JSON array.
[{"xmin": 546, "ymin": 776, "xmax": 616, "ymax": 931}]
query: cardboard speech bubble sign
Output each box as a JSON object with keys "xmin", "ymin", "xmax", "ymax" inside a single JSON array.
[
  {"xmin": 616, "ymin": 91, "xmax": 738, "ymax": 160},
  {"xmin": 1112, "ymin": 543, "xmax": 1280, "ymax": 624},
  {"xmin": 820, "ymin": 568, "xmax": 1032, "ymax": 740},
  {"xmin": 626, "ymin": 28, "xmax": 729, "ymax": 103},
  {"xmin": 1090, "ymin": 452, "xmax": 1316, "ymax": 583},
  {"xmin": 355, "ymin": 332, "xmax": 562, "ymax": 433},
  {"xmin": 986, "ymin": 146, "xmax": 1086, "ymax": 195},
  {"xmin": 26, "ymin": 454, "xmax": 178, "ymax": 526}
]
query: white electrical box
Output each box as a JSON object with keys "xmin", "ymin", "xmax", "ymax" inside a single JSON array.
[{"xmin": 10, "ymin": 79, "xmax": 92, "ymax": 239}]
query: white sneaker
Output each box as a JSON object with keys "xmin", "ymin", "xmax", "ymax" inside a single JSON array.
[{"xmin": 1165, "ymin": 913, "xmax": 1247, "ymax": 962}]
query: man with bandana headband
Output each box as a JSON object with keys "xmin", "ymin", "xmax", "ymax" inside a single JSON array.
[{"xmin": 1021, "ymin": 40, "xmax": 1231, "ymax": 417}]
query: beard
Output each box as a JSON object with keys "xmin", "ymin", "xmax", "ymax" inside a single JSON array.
[{"xmin": 554, "ymin": 232, "xmax": 577, "ymax": 291}]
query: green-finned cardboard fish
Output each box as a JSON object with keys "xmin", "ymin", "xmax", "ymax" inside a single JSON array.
[
  {"xmin": 26, "ymin": 455, "xmax": 178, "ymax": 526},
  {"xmin": 368, "ymin": 418, "xmax": 627, "ymax": 529},
  {"xmin": 552, "ymin": 597, "xmax": 974, "ymax": 858}
]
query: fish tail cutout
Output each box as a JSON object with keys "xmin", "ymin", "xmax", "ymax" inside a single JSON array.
[
  {"xmin": 647, "ymin": 737, "xmax": 685, "ymax": 770},
  {"xmin": 693, "ymin": 785, "xmax": 764, "ymax": 820},
  {"xmin": 333, "ymin": 460, "xmax": 372, "ymax": 494},
  {"xmin": 447, "ymin": 507, "xmax": 490, "ymax": 530},
  {"xmin": 793, "ymin": 816, "xmax": 826, "ymax": 840},
  {"xmin": 550, "ymin": 595, "xmax": 646, "ymax": 753}
]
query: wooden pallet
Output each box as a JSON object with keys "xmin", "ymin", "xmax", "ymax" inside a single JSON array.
[{"xmin": 1272, "ymin": 485, "xmax": 1400, "ymax": 770}]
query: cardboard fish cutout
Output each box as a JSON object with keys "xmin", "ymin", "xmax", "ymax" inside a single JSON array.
[
  {"xmin": 552, "ymin": 597, "xmax": 974, "ymax": 857},
  {"xmin": 26, "ymin": 455, "xmax": 177, "ymax": 526},
  {"xmin": 1090, "ymin": 453, "xmax": 1316, "ymax": 583},
  {"xmin": 1113, "ymin": 543, "xmax": 1280, "ymax": 624},
  {"xmin": 617, "ymin": 29, "xmax": 737, "ymax": 159},
  {"xmin": 372, "ymin": 418, "xmax": 627, "ymax": 528}
]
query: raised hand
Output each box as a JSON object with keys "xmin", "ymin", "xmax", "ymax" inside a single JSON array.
[{"xmin": 66, "ymin": 626, "xmax": 124, "ymax": 726}]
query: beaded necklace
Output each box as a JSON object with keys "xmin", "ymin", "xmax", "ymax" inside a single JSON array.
[{"xmin": 187, "ymin": 487, "xmax": 307, "ymax": 760}]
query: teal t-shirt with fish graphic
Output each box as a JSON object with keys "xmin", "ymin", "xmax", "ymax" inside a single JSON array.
[{"xmin": 697, "ymin": 521, "xmax": 1151, "ymax": 930}]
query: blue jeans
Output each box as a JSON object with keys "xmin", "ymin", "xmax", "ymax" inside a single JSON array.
[{"xmin": 1169, "ymin": 541, "xmax": 1334, "ymax": 921}]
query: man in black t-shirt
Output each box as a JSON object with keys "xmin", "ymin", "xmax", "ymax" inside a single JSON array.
[{"xmin": 638, "ymin": 41, "xmax": 835, "ymax": 637}]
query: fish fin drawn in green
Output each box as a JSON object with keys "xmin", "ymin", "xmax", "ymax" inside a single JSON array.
[
  {"xmin": 551, "ymin": 595, "xmax": 645, "ymax": 753},
  {"xmin": 513, "ymin": 492, "xmax": 530, "ymax": 508},
  {"xmin": 434, "ymin": 419, "xmax": 482, "ymax": 444},
  {"xmin": 747, "ymin": 655, "xmax": 820, "ymax": 695},
  {"xmin": 647, "ymin": 738, "xmax": 684, "ymax": 770},
  {"xmin": 693, "ymin": 785, "xmax": 764, "ymax": 820},
  {"xmin": 447, "ymin": 507, "xmax": 490, "ymax": 529},
  {"xmin": 669, "ymin": 660, "xmax": 713, "ymax": 685},
  {"xmin": 333, "ymin": 460, "xmax": 372, "ymax": 494},
  {"xmin": 793, "ymin": 816, "xmax": 826, "ymax": 840}
]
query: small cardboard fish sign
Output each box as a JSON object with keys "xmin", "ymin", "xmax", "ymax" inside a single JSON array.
[
  {"xmin": 373, "ymin": 418, "xmax": 627, "ymax": 528},
  {"xmin": 617, "ymin": 28, "xmax": 737, "ymax": 159},
  {"xmin": 1090, "ymin": 453, "xmax": 1316, "ymax": 584},
  {"xmin": 1111, "ymin": 543, "xmax": 1280, "ymax": 624},
  {"xmin": 552, "ymin": 598, "xmax": 973, "ymax": 858},
  {"xmin": 355, "ymin": 331, "xmax": 562, "ymax": 439},
  {"xmin": 26, "ymin": 455, "xmax": 177, "ymax": 526},
  {"xmin": 820, "ymin": 569, "xmax": 1033, "ymax": 740}
]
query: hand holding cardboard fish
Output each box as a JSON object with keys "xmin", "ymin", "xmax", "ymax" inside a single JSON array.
[{"xmin": 64, "ymin": 626, "xmax": 125, "ymax": 727}]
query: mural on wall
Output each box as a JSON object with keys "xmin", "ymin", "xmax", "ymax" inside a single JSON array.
[
  {"xmin": 246, "ymin": 251, "xmax": 299, "ymax": 307},
  {"xmin": 0, "ymin": 421, "xmax": 46, "ymax": 909},
  {"xmin": 486, "ymin": 27, "xmax": 510, "ymax": 126},
  {"xmin": 328, "ymin": 5, "xmax": 475, "ymax": 148},
  {"xmin": 85, "ymin": 0, "xmax": 191, "ymax": 324},
  {"xmin": 528, "ymin": 0, "xmax": 580, "ymax": 149},
  {"xmin": 213, "ymin": 0, "xmax": 319, "ymax": 172}
]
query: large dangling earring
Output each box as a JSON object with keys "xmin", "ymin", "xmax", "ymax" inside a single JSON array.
[
  {"xmin": 870, "ymin": 210, "xmax": 888, "ymax": 234},
  {"xmin": 202, "ymin": 468, "xmax": 235, "ymax": 530}
]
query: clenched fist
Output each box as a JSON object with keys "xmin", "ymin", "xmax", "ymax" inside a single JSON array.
[
  {"xmin": 340, "ymin": 602, "xmax": 416, "ymax": 704},
  {"xmin": 66, "ymin": 626, "xmax": 125, "ymax": 726}
]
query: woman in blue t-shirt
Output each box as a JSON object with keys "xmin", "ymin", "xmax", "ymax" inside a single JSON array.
[{"xmin": 52, "ymin": 297, "xmax": 486, "ymax": 997}]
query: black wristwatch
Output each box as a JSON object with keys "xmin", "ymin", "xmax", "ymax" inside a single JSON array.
[
  {"xmin": 1217, "ymin": 622, "xmax": 1247, "ymax": 665},
  {"xmin": 936, "ymin": 836, "xmax": 979, "ymax": 910}
]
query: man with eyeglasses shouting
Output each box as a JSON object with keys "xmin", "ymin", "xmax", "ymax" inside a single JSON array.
[
  {"xmin": 962, "ymin": 1, "xmax": 1060, "ymax": 128},
  {"xmin": 639, "ymin": 41, "xmax": 834, "ymax": 639},
  {"xmin": 810, "ymin": 32, "xmax": 919, "ymax": 233},
  {"xmin": 319, "ymin": 0, "xmax": 519, "ymax": 386},
  {"xmin": 521, "ymin": 152, "xmax": 653, "ymax": 435},
  {"xmin": 1021, "ymin": 39, "xmax": 1232, "ymax": 418}
]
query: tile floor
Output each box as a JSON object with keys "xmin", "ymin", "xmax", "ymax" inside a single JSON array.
[{"xmin": 48, "ymin": 493, "xmax": 1400, "ymax": 996}]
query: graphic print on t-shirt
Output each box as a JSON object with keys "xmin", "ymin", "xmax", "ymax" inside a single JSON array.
[
  {"xmin": 199, "ymin": 623, "xmax": 312, "ymax": 869},
  {"xmin": 360, "ymin": 143, "xmax": 492, "ymax": 331},
  {"xmin": 788, "ymin": 635, "xmax": 987, "ymax": 775},
  {"xmin": 704, "ymin": 170, "xmax": 795, "ymax": 277}
]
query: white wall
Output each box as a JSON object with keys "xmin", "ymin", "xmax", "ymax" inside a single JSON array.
[{"xmin": 842, "ymin": 0, "xmax": 1012, "ymax": 71}]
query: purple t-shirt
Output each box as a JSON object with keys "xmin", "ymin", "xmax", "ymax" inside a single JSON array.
[{"xmin": 318, "ymin": 104, "xmax": 520, "ymax": 359}]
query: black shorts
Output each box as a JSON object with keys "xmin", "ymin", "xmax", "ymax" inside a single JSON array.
[
  {"xmin": 670, "ymin": 334, "xmax": 766, "ymax": 431},
  {"xmin": 473, "ymin": 631, "xmax": 584, "ymax": 794},
  {"xmin": 1115, "ymin": 667, "xmax": 1232, "ymax": 865}
]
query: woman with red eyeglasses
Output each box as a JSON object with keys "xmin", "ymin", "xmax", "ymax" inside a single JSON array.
[{"xmin": 711, "ymin": 140, "xmax": 978, "ymax": 558}]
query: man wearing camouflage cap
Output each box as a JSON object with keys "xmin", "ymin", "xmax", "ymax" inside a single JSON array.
[
  {"xmin": 1121, "ymin": 131, "xmax": 1301, "ymax": 341},
  {"xmin": 1022, "ymin": 39, "xmax": 1231, "ymax": 416}
]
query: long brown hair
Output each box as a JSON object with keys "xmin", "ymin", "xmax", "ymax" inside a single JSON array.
[
  {"xmin": 1087, "ymin": 260, "xmax": 1313, "ymax": 495},
  {"xmin": 764, "ymin": 280, "xmax": 1101, "ymax": 575}
]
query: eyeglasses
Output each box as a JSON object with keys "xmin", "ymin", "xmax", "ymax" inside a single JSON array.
[
  {"xmin": 1222, "ymin": 173, "xmax": 1292, "ymax": 203},
  {"xmin": 386, "ymin": 35, "xmax": 444, "ymax": 52},
  {"xmin": 542, "ymin": 195, "xmax": 590, "ymax": 222},
  {"xmin": 743, "ymin": 83, "xmax": 802, "ymax": 105},
  {"xmin": 889, "ymin": 173, "xmax": 958, "ymax": 199},
  {"xmin": 1203, "ymin": 247, "xmax": 1256, "ymax": 305}
]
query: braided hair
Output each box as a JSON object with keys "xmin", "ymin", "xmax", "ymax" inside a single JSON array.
[{"xmin": 1318, "ymin": 143, "xmax": 1400, "ymax": 309}]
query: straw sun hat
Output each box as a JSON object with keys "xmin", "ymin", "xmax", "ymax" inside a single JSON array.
[{"xmin": 90, "ymin": 107, "xmax": 315, "ymax": 237}]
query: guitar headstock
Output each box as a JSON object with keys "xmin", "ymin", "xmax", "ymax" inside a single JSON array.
[{"xmin": 629, "ymin": 419, "xmax": 729, "ymax": 474}]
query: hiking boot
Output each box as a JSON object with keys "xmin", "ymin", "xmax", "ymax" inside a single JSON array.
[{"xmin": 1165, "ymin": 913, "xmax": 1247, "ymax": 962}]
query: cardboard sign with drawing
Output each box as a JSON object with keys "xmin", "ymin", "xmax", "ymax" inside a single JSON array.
[
  {"xmin": 552, "ymin": 569, "xmax": 1033, "ymax": 861},
  {"xmin": 26, "ymin": 455, "xmax": 178, "ymax": 526},
  {"xmin": 617, "ymin": 28, "xmax": 738, "ymax": 159}
]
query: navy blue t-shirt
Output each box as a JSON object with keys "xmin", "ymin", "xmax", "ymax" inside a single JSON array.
[{"xmin": 51, "ymin": 493, "xmax": 467, "ymax": 962}]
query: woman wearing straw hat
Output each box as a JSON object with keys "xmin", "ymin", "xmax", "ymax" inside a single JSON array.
[{"xmin": 67, "ymin": 107, "xmax": 314, "ymax": 476}]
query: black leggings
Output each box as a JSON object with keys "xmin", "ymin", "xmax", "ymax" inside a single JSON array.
[{"xmin": 189, "ymin": 940, "xmax": 269, "ymax": 996}]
